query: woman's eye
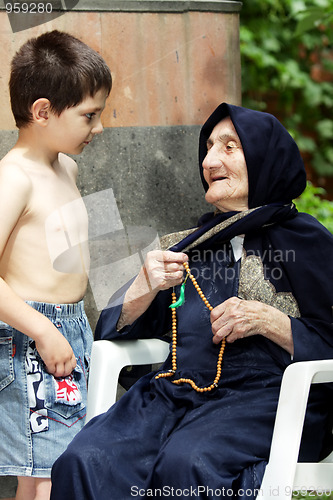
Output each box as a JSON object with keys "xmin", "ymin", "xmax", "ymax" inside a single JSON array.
[{"xmin": 226, "ymin": 142, "xmax": 237, "ymax": 151}]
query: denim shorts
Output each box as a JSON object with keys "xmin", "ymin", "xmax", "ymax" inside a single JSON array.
[{"xmin": 0, "ymin": 300, "xmax": 93, "ymax": 478}]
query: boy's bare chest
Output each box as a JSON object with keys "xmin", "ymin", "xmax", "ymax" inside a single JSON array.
[
  {"xmin": 25, "ymin": 171, "xmax": 88, "ymax": 247},
  {"xmin": 21, "ymin": 171, "xmax": 89, "ymax": 274}
]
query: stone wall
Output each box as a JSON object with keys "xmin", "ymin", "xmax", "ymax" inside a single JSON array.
[
  {"xmin": 0, "ymin": 0, "xmax": 242, "ymax": 331},
  {"xmin": 0, "ymin": 2, "xmax": 241, "ymax": 492}
]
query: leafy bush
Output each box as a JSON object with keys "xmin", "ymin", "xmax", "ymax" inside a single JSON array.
[
  {"xmin": 240, "ymin": 0, "xmax": 333, "ymax": 178},
  {"xmin": 295, "ymin": 182, "xmax": 333, "ymax": 233},
  {"xmin": 293, "ymin": 492, "xmax": 333, "ymax": 500}
]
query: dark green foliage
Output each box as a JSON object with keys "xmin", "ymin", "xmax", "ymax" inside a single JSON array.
[
  {"xmin": 240, "ymin": 0, "xmax": 333, "ymax": 177},
  {"xmin": 295, "ymin": 181, "xmax": 333, "ymax": 233}
]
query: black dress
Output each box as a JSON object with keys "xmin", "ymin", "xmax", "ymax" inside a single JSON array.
[
  {"xmin": 51, "ymin": 243, "xmax": 332, "ymax": 500},
  {"xmin": 51, "ymin": 102, "xmax": 333, "ymax": 500}
]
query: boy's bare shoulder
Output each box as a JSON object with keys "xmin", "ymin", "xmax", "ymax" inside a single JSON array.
[
  {"xmin": 58, "ymin": 152, "xmax": 79, "ymax": 181},
  {"xmin": 0, "ymin": 153, "xmax": 32, "ymax": 194}
]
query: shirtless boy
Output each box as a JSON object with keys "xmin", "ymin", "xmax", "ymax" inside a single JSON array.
[{"xmin": 0, "ymin": 30, "xmax": 111, "ymax": 500}]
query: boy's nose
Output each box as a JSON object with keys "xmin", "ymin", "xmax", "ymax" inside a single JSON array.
[{"xmin": 92, "ymin": 119, "xmax": 103, "ymax": 135}]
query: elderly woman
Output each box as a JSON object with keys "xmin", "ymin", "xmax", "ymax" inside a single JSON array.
[{"xmin": 51, "ymin": 103, "xmax": 333, "ymax": 500}]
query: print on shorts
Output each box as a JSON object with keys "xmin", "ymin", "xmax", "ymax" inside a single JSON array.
[
  {"xmin": 26, "ymin": 341, "xmax": 48, "ymax": 433},
  {"xmin": 53, "ymin": 373, "xmax": 82, "ymax": 406}
]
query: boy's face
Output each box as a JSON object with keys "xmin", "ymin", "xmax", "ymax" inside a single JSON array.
[{"xmin": 47, "ymin": 87, "xmax": 109, "ymax": 155}]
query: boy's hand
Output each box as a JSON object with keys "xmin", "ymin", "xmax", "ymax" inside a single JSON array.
[{"xmin": 35, "ymin": 326, "xmax": 77, "ymax": 378}]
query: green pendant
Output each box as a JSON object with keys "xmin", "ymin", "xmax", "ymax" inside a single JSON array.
[{"xmin": 169, "ymin": 282, "xmax": 186, "ymax": 309}]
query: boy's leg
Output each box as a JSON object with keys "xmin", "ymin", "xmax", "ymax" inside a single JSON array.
[
  {"xmin": 35, "ymin": 478, "xmax": 51, "ymax": 500},
  {"xmin": 16, "ymin": 476, "xmax": 36, "ymax": 500},
  {"xmin": 16, "ymin": 477, "xmax": 51, "ymax": 500}
]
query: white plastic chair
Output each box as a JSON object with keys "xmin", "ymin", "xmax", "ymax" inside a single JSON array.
[
  {"xmin": 86, "ymin": 339, "xmax": 333, "ymax": 499},
  {"xmin": 86, "ymin": 338, "xmax": 170, "ymax": 422},
  {"xmin": 258, "ymin": 359, "xmax": 333, "ymax": 500}
]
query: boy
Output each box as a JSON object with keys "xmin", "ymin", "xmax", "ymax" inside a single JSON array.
[{"xmin": 0, "ymin": 30, "xmax": 111, "ymax": 500}]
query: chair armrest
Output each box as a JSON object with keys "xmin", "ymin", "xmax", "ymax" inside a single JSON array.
[
  {"xmin": 86, "ymin": 339, "xmax": 170, "ymax": 422},
  {"xmin": 259, "ymin": 359, "xmax": 333, "ymax": 500}
]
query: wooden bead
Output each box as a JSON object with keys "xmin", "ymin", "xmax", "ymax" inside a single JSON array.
[{"xmin": 155, "ymin": 260, "xmax": 225, "ymax": 393}]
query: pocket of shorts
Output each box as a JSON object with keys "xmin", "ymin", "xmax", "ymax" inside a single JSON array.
[
  {"xmin": 44, "ymin": 362, "xmax": 86, "ymax": 419},
  {"xmin": 0, "ymin": 336, "xmax": 15, "ymax": 392}
]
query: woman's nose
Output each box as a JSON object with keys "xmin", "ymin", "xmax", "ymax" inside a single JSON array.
[{"xmin": 202, "ymin": 147, "xmax": 222, "ymax": 170}]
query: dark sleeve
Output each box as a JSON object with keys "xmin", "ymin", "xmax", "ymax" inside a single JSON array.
[
  {"xmin": 282, "ymin": 215, "xmax": 333, "ymax": 363},
  {"xmin": 291, "ymin": 317, "xmax": 333, "ymax": 362},
  {"xmin": 95, "ymin": 278, "xmax": 173, "ymax": 341},
  {"xmin": 248, "ymin": 214, "xmax": 333, "ymax": 366}
]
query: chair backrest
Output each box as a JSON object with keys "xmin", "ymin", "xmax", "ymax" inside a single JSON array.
[
  {"xmin": 86, "ymin": 338, "xmax": 169, "ymax": 422},
  {"xmin": 258, "ymin": 359, "xmax": 333, "ymax": 500}
]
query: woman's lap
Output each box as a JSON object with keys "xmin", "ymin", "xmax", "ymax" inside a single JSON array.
[{"xmin": 51, "ymin": 373, "xmax": 280, "ymax": 499}]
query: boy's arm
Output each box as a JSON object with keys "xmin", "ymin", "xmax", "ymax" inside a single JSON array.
[{"xmin": 0, "ymin": 163, "xmax": 76, "ymax": 377}]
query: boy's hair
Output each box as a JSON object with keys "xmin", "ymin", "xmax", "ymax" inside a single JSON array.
[{"xmin": 9, "ymin": 30, "xmax": 112, "ymax": 128}]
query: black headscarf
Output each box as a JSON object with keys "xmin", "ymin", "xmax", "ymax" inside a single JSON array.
[
  {"xmin": 199, "ymin": 102, "xmax": 306, "ymax": 207},
  {"xmin": 168, "ymin": 103, "xmax": 333, "ymax": 363},
  {"xmin": 168, "ymin": 103, "xmax": 306, "ymax": 252}
]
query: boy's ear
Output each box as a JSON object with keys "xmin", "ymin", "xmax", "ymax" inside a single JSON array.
[{"xmin": 31, "ymin": 98, "xmax": 52, "ymax": 126}]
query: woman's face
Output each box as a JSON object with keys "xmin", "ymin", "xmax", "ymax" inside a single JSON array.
[{"xmin": 202, "ymin": 117, "xmax": 249, "ymax": 212}]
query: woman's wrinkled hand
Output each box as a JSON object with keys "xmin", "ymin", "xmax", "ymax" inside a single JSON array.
[
  {"xmin": 141, "ymin": 250, "xmax": 188, "ymax": 293},
  {"xmin": 210, "ymin": 297, "xmax": 293, "ymax": 354}
]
